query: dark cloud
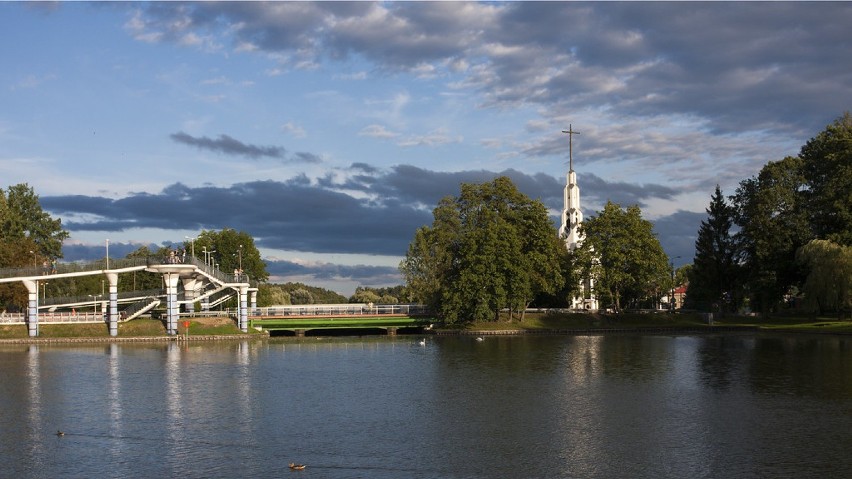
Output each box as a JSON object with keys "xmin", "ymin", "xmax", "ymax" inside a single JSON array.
[
  {"xmin": 650, "ymin": 210, "xmax": 707, "ymax": 268},
  {"xmin": 170, "ymin": 131, "xmax": 285, "ymax": 159},
  {"xmin": 130, "ymin": 2, "xmax": 852, "ymax": 139},
  {"xmin": 265, "ymin": 259, "xmax": 401, "ymax": 286},
  {"xmin": 43, "ymin": 164, "xmax": 683, "ymax": 258}
]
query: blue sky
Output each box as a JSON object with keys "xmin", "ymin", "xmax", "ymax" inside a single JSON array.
[{"xmin": 2, "ymin": 2, "xmax": 850, "ymax": 295}]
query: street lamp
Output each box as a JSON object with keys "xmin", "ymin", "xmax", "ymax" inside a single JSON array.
[
  {"xmin": 238, "ymin": 244, "xmax": 243, "ymax": 272},
  {"xmin": 185, "ymin": 236, "xmax": 195, "ymax": 259},
  {"xmin": 88, "ymin": 294, "xmax": 99, "ymax": 314},
  {"xmin": 106, "ymin": 239, "xmax": 110, "ymax": 269},
  {"xmin": 670, "ymin": 256, "xmax": 681, "ymax": 312},
  {"xmin": 202, "ymin": 247, "xmax": 216, "ymax": 268}
]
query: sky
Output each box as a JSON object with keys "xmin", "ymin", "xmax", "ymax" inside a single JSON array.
[{"xmin": 2, "ymin": 1, "xmax": 851, "ymax": 296}]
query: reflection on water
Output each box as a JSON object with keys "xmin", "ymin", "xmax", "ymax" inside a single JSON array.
[{"xmin": 2, "ymin": 333, "xmax": 852, "ymax": 478}]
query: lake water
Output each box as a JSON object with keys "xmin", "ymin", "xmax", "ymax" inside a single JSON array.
[{"xmin": 2, "ymin": 333, "xmax": 852, "ymax": 478}]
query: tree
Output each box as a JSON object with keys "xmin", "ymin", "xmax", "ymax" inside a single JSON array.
[
  {"xmin": 799, "ymin": 112, "xmax": 852, "ymax": 246},
  {"xmin": 687, "ymin": 185, "xmax": 742, "ymax": 313},
  {"xmin": 257, "ymin": 284, "xmax": 291, "ymax": 306},
  {"xmin": 290, "ymin": 288, "xmax": 314, "ymax": 305},
  {"xmin": 0, "ymin": 183, "xmax": 69, "ymax": 265},
  {"xmin": 796, "ymin": 239, "xmax": 852, "ymax": 318},
  {"xmin": 0, "ymin": 184, "xmax": 70, "ymax": 309},
  {"xmin": 732, "ymin": 156, "xmax": 810, "ymax": 314},
  {"xmin": 350, "ymin": 287, "xmax": 381, "ymax": 304},
  {"xmin": 575, "ymin": 201, "xmax": 669, "ymax": 311},
  {"xmin": 192, "ymin": 228, "xmax": 268, "ymax": 282},
  {"xmin": 400, "ymin": 177, "xmax": 562, "ymax": 323}
]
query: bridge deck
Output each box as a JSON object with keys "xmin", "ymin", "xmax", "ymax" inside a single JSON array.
[{"xmin": 249, "ymin": 315, "xmax": 431, "ymax": 331}]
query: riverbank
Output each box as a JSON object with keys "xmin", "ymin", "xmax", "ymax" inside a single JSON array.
[
  {"xmin": 1, "ymin": 312, "xmax": 850, "ymax": 343},
  {"xmin": 438, "ymin": 311, "xmax": 852, "ymax": 335},
  {"xmin": 0, "ymin": 317, "xmax": 267, "ymax": 343}
]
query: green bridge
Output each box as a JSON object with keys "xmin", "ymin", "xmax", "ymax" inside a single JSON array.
[{"xmin": 248, "ymin": 315, "xmax": 435, "ymax": 336}]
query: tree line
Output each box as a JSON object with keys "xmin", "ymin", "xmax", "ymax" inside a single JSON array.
[
  {"xmin": 402, "ymin": 113, "xmax": 851, "ymax": 324},
  {"xmin": 400, "ymin": 176, "xmax": 674, "ymax": 324},
  {"xmin": 688, "ymin": 113, "xmax": 851, "ymax": 318}
]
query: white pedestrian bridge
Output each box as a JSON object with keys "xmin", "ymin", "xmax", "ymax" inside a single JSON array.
[{"xmin": 0, "ymin": 256, "xmax": 256, "ymax": 338}]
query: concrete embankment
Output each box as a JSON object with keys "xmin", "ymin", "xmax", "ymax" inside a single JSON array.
[{"xmin": 0, "ymin": 333, "xmax": 266, "ymax": 344}]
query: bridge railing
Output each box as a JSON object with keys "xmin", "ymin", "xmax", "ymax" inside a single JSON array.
[
  {"xmin": 251, "ymin": 304, "xmax": 431, "ymax": 317},
  {"xmin": 0, "ymin": 311, "xmax": 110, "ymax": 324},
  {"xmin": 41, "ymin": 288, "xmax": 165, "ymax": 307},
  {"xmin": 0, "ymin": 257, "xmax": 152, "ymax": 280}
]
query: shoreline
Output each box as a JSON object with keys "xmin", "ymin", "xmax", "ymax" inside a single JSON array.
[
  {"xmin": 7, "ymin": 324, "xmax": 852, "ymax": 344},
  {"xmin": 0, "ymin": 333, "xmax": 265, "ymax": 345}
]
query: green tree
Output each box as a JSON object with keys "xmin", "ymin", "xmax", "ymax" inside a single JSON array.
[
  {"xmin": 192, "ymin": 228, "xmax": 268, "ymax": 282},
  {"xmin": 401, "ymin": 177, "xmax": 562, "ymax": 323},
  {"xmin": 123, "ymin": 245, "xmax": 168, "ymax": 291},
  {"xmin": 796, "ymin": 239, "xmax": 852, "ymax": 318},
  {"xmin": 575, "ymin": 201, "xmax": 669, "ymax": 311},
  {"xmin": 0, "ymin": 184, "xmax": 70, "ymax": 308},
  {"xmin": 257, "ymin": 284, "xmax": 291, "ymax": 306},
  {"xmin": 732, "ymin": 156, "xmax": 810, "ymax": 314},
  {"xmin": 290, "ymin": 288, "xmax": 314, "ymax": 305},
  {"xmin": 350, "ymin": 287, "xmax": 381, "ymax": 304},
  {"xmin": 799, "ymin": 112, "xmax": 852, "ymax": 246},
  {"xmin": 0, "ymin": 183, "xmax": 69, "ymax": 265},
  {"xmin": 277, "ymin": 282, "xmax": 347, "ymax": 303},
  {"xmin": 687, "ymin": 185, "xmax": 742, "ymax": 312}
]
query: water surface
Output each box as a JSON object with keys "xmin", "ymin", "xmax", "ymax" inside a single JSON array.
[{"xmin": 2, "ymin": 333, "xmax": 851, "ymax": 478}]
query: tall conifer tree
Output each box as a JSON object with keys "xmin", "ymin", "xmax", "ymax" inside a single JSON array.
[{"xmin": 687, "ymin": 185, "xmax": 740, "ymax": 312}]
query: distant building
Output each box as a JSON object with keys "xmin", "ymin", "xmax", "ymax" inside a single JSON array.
[{"xmin": 558, "ymin": 126, "xmax": 598, "ymax": 310}]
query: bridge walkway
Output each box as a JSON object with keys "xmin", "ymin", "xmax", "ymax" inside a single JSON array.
[{"xmin": 0, "ymin": 256, "xmax": 256, "ymax": 337}]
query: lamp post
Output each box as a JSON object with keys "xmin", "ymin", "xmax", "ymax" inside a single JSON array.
[
  {"xmin": 238, "ymin": 244, "xmax": 243, "ymax": 272},
  {"xmin": 106, "ymin": 239, "xmax": 110, "ymax": 269},
  {"xmin": 670, "ymin": 256, "xmax": 681, "ymax": 312},
  {"xmin": 202, "ymin": 247, "xmax": 216, "ymax": 268},
  {"xmin": 89, "ymin": 294, "xmax": 98, "ymax": 315},
  {"xmin": 185, "ymin": 236, "xmax": 195, "ymax": 259},
  {"xmin": 41, "ymin": 282, "xmax": 48, "ymax": 300}
]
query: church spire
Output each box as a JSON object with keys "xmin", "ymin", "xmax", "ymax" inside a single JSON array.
[
  {"xmin": 557, "ymin": 125, "xmax": 598, "ymax": 311},
  {"xmin": 561, "ymin": 124, "xmax": 580, "ymax": 172}
]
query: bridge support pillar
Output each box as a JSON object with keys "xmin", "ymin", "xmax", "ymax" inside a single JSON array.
[
  {"xmin": 250, "ymin": 290, "xmax": 257, "ymax": 315},
  {"xmin": 387, "ymin": 327, "xmax": 398, "ymax": 336},
  {"xmin": 106, "ymin": 272, "xmax": 118, "ymax": 337},
  {"xmin": 238, "ymin": 286, "xmax": 249, "ymax": 332},
  {"xmin": 201, "ymin": 290, "xmax": 210, "ymax": 312},
  {"xmin": 295, "ymin": 329, "xmax": 305, "ymax": 337},
  {"xmin": 182, "ymin": 278, "xmax": 198, "ymax": 313},
  {"xmin": 164, "ymin": 273, "xmax": 180, "ymax": 335},
  {"xmin": 23, "ymin": 280, "xmax": 38, "ymax": 337}
]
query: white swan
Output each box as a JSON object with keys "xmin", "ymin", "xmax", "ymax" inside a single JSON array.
[{"xmin": 418, "ymin": 338, "xmax": 426, "ymax": 346}]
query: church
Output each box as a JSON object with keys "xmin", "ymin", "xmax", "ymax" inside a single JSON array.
[{"xmin": 557, "ymin": 125, "xmax": 599, "ymax": 310}]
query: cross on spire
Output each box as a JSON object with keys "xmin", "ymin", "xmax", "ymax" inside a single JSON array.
[{"xmin": 561, "ymin": 124, "xmax": 580, "ymax": 172}]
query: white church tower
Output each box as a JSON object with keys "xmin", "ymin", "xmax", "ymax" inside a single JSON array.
[{"xmin": 558, "ymin": 125, "xmax": 598, "ymax": 310}]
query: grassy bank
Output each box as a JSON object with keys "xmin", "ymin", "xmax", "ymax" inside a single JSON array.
[
  {"xmin": 450, "ymin": 311, "xmax": 852, "ymax": 334},
  {"xmin": 3, "ymin": 312, "xmax": 850, "ymax": 339}
]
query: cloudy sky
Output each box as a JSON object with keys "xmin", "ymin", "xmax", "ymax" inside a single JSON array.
[{"xmin": 2, "ymin": 2, "xmax": 850, "ymax": 295}]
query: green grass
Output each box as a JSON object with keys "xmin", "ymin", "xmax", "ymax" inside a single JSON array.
[
  {"xmin": 4, "ymin": 312, "xmax": 850, "ymax": 339},
  {"xmin": 713, "ymin": 315, "xmax": 852, "ymax": 333},
  {"xmin": 454, "ymin": 311, "xmax": 709, "ymax": 331}
]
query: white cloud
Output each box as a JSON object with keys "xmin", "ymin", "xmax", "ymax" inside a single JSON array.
[
  {"xmin": 281, "ymin": 122, "xmax": 307, "ymax": 138},
  {"xmin": 359, "ymin": 124, "xmax": 399, "ymax": 139}
]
